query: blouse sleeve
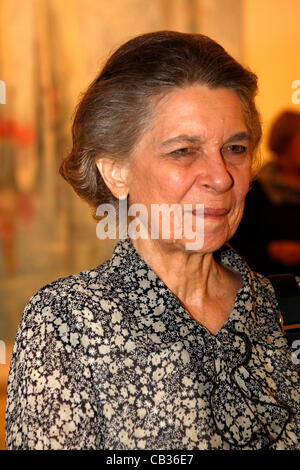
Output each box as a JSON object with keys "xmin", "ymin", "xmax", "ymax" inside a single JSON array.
[{"xmin": 5, "ymin": 286, "xmax": 103, "ymax": 450}]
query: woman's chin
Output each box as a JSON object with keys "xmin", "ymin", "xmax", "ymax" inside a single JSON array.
[{"xmin": 149, "ymin": 234, "xmax": 229, "ymax": 254}]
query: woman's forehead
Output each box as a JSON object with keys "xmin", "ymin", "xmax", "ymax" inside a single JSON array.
[
  {"xmin": 143, "ymin": 85, "xmax": 248, "ymax": 147},
  {"xmin": 154, "ymin": 85, "xmax": 244, "ymax": 117}
]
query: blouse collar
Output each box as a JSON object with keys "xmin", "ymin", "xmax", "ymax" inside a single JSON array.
[{"xmin": 107, "ymin": 237, "xmax": 256, "ymax": 339}]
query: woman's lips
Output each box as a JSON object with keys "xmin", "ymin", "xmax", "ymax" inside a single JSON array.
[{"xmin": 191, "ymin": 207, "xmax": 230, "ymax": 217}]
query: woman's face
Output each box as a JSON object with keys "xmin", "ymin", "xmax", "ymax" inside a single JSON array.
[{"xmin": 124, "ymin": 85, "xmax": 252, "ymax": 253}]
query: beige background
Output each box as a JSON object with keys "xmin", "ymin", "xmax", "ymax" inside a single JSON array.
[{"xmin": 0, "ymin": 0, "xmax": 299, "ymax": 450}]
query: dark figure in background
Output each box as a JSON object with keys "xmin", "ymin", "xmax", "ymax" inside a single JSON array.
[{"xmin": 231, "ymin": 111, "xmax": 300, "ymax": 276}]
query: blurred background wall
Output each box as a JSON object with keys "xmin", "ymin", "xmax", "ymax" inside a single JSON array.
[
  {"xmin": 0, "ymin": 0, "xmax": 299, "ymax": 450},
  {"xmin": 243, "ymin": 0, "xmax": 300, "ymax": 157}
]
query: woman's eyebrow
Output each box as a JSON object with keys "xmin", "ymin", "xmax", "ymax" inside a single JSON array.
[
  {"xmin": 160, "ymin": 135, "xmax": 205, "ymax": 148},
  {"xmin": 160, "ymin": 132, "xmax": 250, "ymax": 149},
  {"xmin": 224, "ymin": 132, "xmax": 250, "ymax": 143}
]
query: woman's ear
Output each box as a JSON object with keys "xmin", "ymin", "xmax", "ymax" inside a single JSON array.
[{"xmin": 95, "ymin": 158, "xmax": 129, "ymax": 200}]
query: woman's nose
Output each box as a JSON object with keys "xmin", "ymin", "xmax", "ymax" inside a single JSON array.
[{"xmin": 196, "ymin": 153, "xmax": 233, "ymax": 193}]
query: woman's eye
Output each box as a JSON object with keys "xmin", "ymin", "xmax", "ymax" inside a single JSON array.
[
  {"xmin": 171, "ymin": 147, "xmax": 198, "ymax": 158},
  {"xmin": 223, "ymin": 144, "xmax": 247, "ymax": 155}
]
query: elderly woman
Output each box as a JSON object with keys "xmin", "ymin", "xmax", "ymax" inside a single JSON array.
[{"xmin": 6, "ymin": 31, "xmax": 300, "ymax": 450}]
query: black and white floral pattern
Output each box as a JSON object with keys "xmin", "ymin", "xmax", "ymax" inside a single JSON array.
[{"xmin": 5, "ymin": 239, "xmax": 300, "ymax": 449}]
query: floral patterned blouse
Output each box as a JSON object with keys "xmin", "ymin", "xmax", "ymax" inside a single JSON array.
[{"xmin": 5, "ymin": 238, "xmax": 300, "ymax": 450}]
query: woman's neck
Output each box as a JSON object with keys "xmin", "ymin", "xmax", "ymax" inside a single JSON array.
[{"xmin": 130, "ymin": 237, "xmax": 239, "ymax": 307}]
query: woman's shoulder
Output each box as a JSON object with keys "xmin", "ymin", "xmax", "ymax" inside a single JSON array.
[
  {"xmin": 248, "ymin": 270, "xmax": 300, "ymax": 338},
  {"xmin": 25, "ymin": 258, "xmax": 110, "ymax": 306},
  {"xmin": 249, "ymin": 270, "xmax": 300, "ymax": 309},
  {"xmin": 253, "ymin": 270, "xmax": 300, "ymax": 295},
  {"xmin": 17, "ymin": 258, "xmax": 124, "ymax": 341},
  {"xmin": 30, "ymin": 258, "xmax": 113, "ymax": 300}
]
